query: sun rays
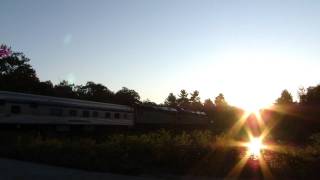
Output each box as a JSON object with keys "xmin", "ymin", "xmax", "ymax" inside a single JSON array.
[
  {"xmin": 225, "ymin": 108, "xmax": 281, "ymax": 179},
  {"xmin": 247, "ymin": 137, "xmax": 264, "ymax": 159}
]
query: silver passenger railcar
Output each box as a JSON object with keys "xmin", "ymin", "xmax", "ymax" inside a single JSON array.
[{"xmin": 0, "ymin": 91, "xmax": 134, "ymax": 130}]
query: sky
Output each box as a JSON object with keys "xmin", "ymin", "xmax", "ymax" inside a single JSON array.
[{"xmin": 1, "ymin": 0, "xmax": 320, "ymax": 109}]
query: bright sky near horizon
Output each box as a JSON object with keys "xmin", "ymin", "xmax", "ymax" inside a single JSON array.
[{"xmin": 1, "ymin": 0, "xmax": 320, "ymax": 109}]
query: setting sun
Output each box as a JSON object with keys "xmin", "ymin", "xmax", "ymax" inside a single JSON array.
[
  {"xmin": 247, "ymin": 137, "xmax": 264, "ymax": 159},
  {"xmin": 241, "ymin": 104, "xmax": 262, "ymax": 114},
  {"xmin": 231, "ymin": 95, "xmax": 273, "ymax": 114}
]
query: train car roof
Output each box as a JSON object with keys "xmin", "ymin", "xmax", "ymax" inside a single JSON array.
[
  {"xmin": 138, "ymin": 104, "xmax": 178, "ymax": 112},
  {"xmin": 179, "ymin": 108, "xmax": 207, "ymax": 116},
  {"xmin": 138, "ymin": 105, "xmax": 207, "ymax": 115},
  {"xmin": 0, "ymin": 91, "xmax": 133, "ymax": 111}
]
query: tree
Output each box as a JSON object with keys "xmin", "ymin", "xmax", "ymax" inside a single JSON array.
[
  {"xmin": 303, "ymin": 85, "xmax": 320, "ymax": 105},
  {"xmin": 0, "ymin": 45, "xmax": 12, "ymax": 59},
  {"xmin": 0, "ymin": 44, "xmax": 40, "ymax": 93},
  {"xmin": 204, "ymin": 98, "xmax": 215, "ymax": 111},
  {"xmin": 190, "ymin": 90, "xmax": 203, "ymax": 110},
  {"xmin": 177, "ymin": 89, "xmax": 190, "ymax": 109},
  {"xmin": 115, "ymin": 87, "xmax": 140, "ymax": 106},
  {"xmin": 76, "ymin": 81, "xmax": 114, "ymax": 103},
  {"xmin": 35, "ymin": 80, "xmax": 54, "ymax": 95},
  {"xmin": 275, "ymin": 89, "xmax": 293, "ymax": 105},
  {"xmin": 142, "ymin": 99, "xmax": 157, "ymax": 106},
  {"xmin": 298, "ymin": 87, "xmax": 307, "ymax": 104},
  {"xmin": 164, "ymin": 93, "xmax": 177, "ymax": 107},
  {"xmin": 190, "ymin": 90, "xmax": 200, "ymax": 103},
  {"xmin": 53, "ymin": 80, "xmax": 76, "ymax": 98},
  {"xmin": 215, "ymin": 93, "xmax": 228, "ymax": 107},
  {"xmin": 203, "ymin": 98, "xmax": 215, "ymax": 123}
]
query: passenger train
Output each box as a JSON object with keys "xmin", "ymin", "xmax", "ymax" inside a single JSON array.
[{"xmin": 0, "ymin": 91, "xmax": 211, "ymax": 131}]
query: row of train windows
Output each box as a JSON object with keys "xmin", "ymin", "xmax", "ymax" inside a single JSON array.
[
  {"xmin": 8, "ymin": 105, "xmax": 129, "ymax": 119},
  {"xmin": 56, "ymin": 109, "xmax": 127, "ymax": 119},
  {"xmin": 51, "ymin": 109, "xmax": 127, "ymax": 119},
  {"xmin": 0, "ymin": 100, "xmax": 41, "ymax": 108}
]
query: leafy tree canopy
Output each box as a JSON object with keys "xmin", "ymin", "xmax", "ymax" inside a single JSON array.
[
  {"xmin": 76, "ymin": 81, "xmax": 114, "ymax": 103},
  {"xmin": 115, "ymin": 87, "xmax": 141, "ymax": 106},
  {"xmin": 0, "ymin": 44, "xmax": 39, "ymax": 92},
  {"xmin": 303, "ymin": 85, "xmax": 320, "ymax": 105},
  {"xmin": 142, "ymin": 99, "xmax": 157, "ymax": 106}
]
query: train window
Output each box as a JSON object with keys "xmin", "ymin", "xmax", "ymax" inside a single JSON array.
[
  {"xmin": 82, "ymin": 110, "xmax": 90, "ymax": 118},
  {"xmin": 11, "ymin": 105, "xmax": 21, "ymax": 114},
  {"xmin": 123, "ymin": 113, "xmax": 128, "ymax": 119},
  {"xmin": 50, "ymin": 108, "xmax": 63, "ymax": 116},
  {"xmin": 69, "ymin": 109, "xmax": 77, "ymax": 116},
  {"xmin": 114, "ymin": 113, "xmax": 120, "ymax": 119},
  {"xmin": 92, "ymin": 111, "xmax": 98, "ymax": 117},
  {"xmin": 29, "ymin": 102, "xmax": 38, "ymax": 108},
  {"xmin": 0, "ymin": 100, "xmax": 6, "ymax": 106},
  {"xmin": 105, "ymin": 112, "xmax": 111, "ymax": 118}
]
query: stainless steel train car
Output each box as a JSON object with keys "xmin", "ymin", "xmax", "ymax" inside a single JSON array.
[{"xmin": 0, "ymin": 91, "xmax": 134, "ymax": 130}]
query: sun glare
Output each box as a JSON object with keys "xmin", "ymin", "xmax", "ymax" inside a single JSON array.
[
  {"xmin": 240, "ymin": 103, "xmax": 273, "ymax": 115},
  {"xmin": 247, "ymin": 137, "xmax": 264, "ymax": 159},
  {"xmin": 228, "ymin": 107, "xmax": 275, "ymax": 179},
  {"xmin": 232, "ymin": 100, "xmax": 263, "ymax": 114},
  {"xmin": 243, "ymin": 105, "xmax": 261, "ymax": 114},
  {"xmin": 232, "ymin": 97, "xmax": 273, "ymax": 115}
]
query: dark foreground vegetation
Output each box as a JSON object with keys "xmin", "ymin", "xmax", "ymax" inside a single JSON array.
[{"xmin": 0, "ymin": 130, "xmax": 319, "ymax": 179}]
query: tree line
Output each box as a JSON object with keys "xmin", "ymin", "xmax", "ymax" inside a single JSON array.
[
  {"xmin": 0, "ymin": 45, "xmax": 229, "ymax": 110},
  {"xmin": 1, "ymin": 44, "xmax": 320, "ymax": 110}
]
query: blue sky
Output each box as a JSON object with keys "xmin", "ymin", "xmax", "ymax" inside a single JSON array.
[{"xmin": 1, "ymin": 0, "xmax": 320, "ymax": 108}]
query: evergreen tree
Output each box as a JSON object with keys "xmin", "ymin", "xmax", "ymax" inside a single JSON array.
[
  {"xmin": 164, "ymin": 93, "xmax": 177, "ymax": 107},
  {"xmin": 177, "ymin": 89, "xmax": 189, "ymax": 109},
  {"xmin": 275, "ymin": 89, "xmax": 293, "ymax": 105},
  {"xmin": 214, "ymin": 93, "xmax": 228, "ymax": 107}
]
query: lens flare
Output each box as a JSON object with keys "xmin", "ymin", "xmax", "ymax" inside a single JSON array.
[
  {"xmin": 247, "ymin": 137, "xmax": 263, "ymax": 158},
  {"xmin": 227, "ymin": 109, "xmax": 277, "ymax": 179},
  {"xmin": 244, "ymin": 105, "xmax": 261, "ymax": 115}
]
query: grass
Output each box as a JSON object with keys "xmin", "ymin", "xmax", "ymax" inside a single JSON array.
[{"xmin": 0, "ymin": 130, "xmax": 319, "ymax": 178}]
